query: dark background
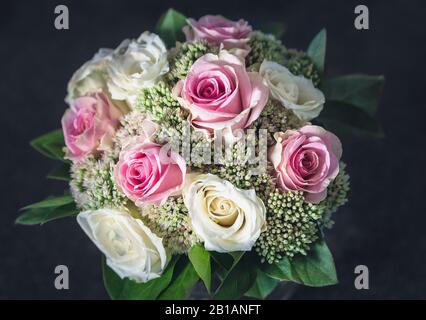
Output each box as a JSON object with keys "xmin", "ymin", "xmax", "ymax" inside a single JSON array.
[{"xmin": 0, "ymin": 0, "xmax": 425, "ymax": 299}]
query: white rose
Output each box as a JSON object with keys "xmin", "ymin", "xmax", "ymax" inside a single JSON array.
[
  {"xmin": 183, "ymin": 174, "xmax": 266, "ymax": 252},
  {"xmin": 259, "ymin": 60, "xmax": 325, "ymax": 121},
  {"xmin": 77, "ymin": 208, "xmax": 167, "ymax": 283},
  {"xmin": 65, "ymin": 48, "xmax": 113, "ymax": 104},
  {"xmin": 107, "ymin": 31, "xmax": 169, "ymax": 108}
]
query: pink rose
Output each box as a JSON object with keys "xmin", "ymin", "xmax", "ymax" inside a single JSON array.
[
  {"xmin": 114, "ymin": 139, "xmax": 186, "ymax": 206},
  {"xmin": 62, "ymin": 93, "xmax": 121, "ymax": 162},
  {"xmin": 183, "ymin": 15, "xmax": 252, "ymax": 57},
  {"xmin": 269, "ymin": 125, "xmax": 343, "ymax": 203},
  {"xmin": 173, "ymin": 51, "xmax": 268, "ymax": 134}
]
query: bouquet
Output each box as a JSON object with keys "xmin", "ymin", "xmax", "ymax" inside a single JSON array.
[{"xmin": 18, "ymin": 9, "xmax": 383, "ymax": 300}]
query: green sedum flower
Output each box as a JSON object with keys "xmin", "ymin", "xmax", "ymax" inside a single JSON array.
[
  {"xmin": 283, "ymin": 49, "xmax": 321, "ymax": 87},
  {"xmin": 141, "ymin": 196, "xmax": 199, "ymax": 254},
  {"xmin": 167, "ymin": 41, "xmax": 215, "ymax": 84},
  {"xmin": 319, "ymin": 162, "xmax": 350, "ymax": 228},
  {"xmin": 135, "ymin": 81, "xmax": 189, "ymax": 144},
  {"xmin": 255, "ymin": 189, "xmax": 323, "ymax": 264},
  {"xmin": 113, "ymin": 110, "xmax": 148, "ymax": 156},
  {"xmin": 208, "ymin": 142, "xmax": 275, "ymax": 202},
  {"xmin": 246, "ymin": 31, "xmax": 286, "ymax": 66},
  {"xmin": 250, "ymin": 99, "xmax": 306, "ymax": 145},
  {"xmin": 135, "ymin": 82, "xmax": 217, "ymax": 169},
  {"xmin": 70, "ymin": 154, "xmax": 127, "ymax": 210},
  {"xmin": 136, "ymin": 81, "xmax": 183, "ymax": 123}
]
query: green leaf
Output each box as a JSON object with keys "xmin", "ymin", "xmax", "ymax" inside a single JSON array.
[
  {"xmin": 307, "ymin": 29, "xmax": 326, "ymax": 74},
  {"xmin": 291, "ymin": 240, "xmax": 338, "ymax": 286},
  {"xmin": 47, "ymin": 163, "xmax": 71, "ymax": 181},
  {"xmin": 213, "ymin": 253, "xmax": 257, "ymax": 300},
  {"xmin": 21, "ymin": 195, "xmax": 74, "ymax": 210},
  {"xmin": 210, "ymin": 251, "xmax": 244, "ymax": 281},
  {"xmin": 263, "ymin": 240, "xmax": 338, "ymax": 287},
  {"xmin": 16, "ymin": 203, "xmax": 78, "ymax": 225},
  {"xmin": 322, "ymin": 74, "xmax": 384, "ymax": 116},
  {"xmin": 30, "ymin": 129, "xmax": 66, "ymax": 161},
  {"xmin": 102, "ymin": 255, "xmax": 178, "ymax": 300},
  {"xmin": 318, "ymin": 101, "xmax": 384, "ymax": 139},
  {"xmin": 188, "ymin": 244, "xmax": 211, "ymax": 293},
  {"xmin": 210, "ymin": 252, "xmax": 234, "ymax": 271},
  {"xmin": 229, "ymin": 251, "xmax": 245, "ymax": 262},
  {"xmin": 102, "ymin": 256, "xmax": 125, "ymax": 299},
  {"xmin": 259, "ymin": 22, "xmax": 286, "ymax": 39},
  {"xmin": 245, "ymin": 269, "xmax": 279, "ymax": 299},
  {"xmin": 155, "ymin": 8, "xmax": 187, "ymax": 48},
  {"xmin": 158, "ymin": 258, "xmax": 199, "ymax": 300},
  {"xmin": 262, "ymin": 256, "xmax": 300, "ymax": 283},
  {"xmin": 210, "ymin": 254, "xmax": 231, "ymax": 281}
]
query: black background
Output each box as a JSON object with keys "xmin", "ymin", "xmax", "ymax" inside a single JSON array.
[{"xmin": 1, "ymin": 0, "xmax": 425, "ymax": 299}]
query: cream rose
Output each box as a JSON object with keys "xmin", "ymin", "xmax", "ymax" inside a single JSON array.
[
  {"xmin": 65, "ymin": 48, "xmax": 112, "ymax": 104},
  {"xmin": 77, "ymin": 208, "xmax": 167, "ymax": 283},
  {"xmin": 259, "ymin": 60, "xmax": 325, "ymax": 121},
  {"xmin": 107, "ymin": 32, "xmax": 169, "ymax": 108},
  {"xmin": 183, "ymin": 174, "xmax": 266, "ymax": 252}
]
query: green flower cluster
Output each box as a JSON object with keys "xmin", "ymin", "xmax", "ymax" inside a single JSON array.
[
  {"xmin": 70, "ymin": 155, "xmax": 127, "ymax": 210},
  {"xmin": 135, "ymin": 81, "xmax": 190, "ymax": 147},
  {"xmin": 167, "ymin": 41, "xmax": 214, "ymax": 84},
  {"xmin": 184, "ymin": 129, "xmax": 212, "ymax": 169},
  {"xmin": 211, "ymin": 163, "xmax": 273, "ymax": 202},
  {"xmin": 209, "ymin": 143, "xmax": 275, "ymax": 201},
  {"xmin": 135, "ymin": 82, "xmax": 215, "ymax": 168},
  {"xmin": 113, "ymin": 111, "xmax": 148, "ymax": 156},
  {"xmin": 251, "ymin": 99, "xmax": 306, "ymax": 145},
  {"xmin": 136, "ymin": 81, "xmax": 184, "ymax": 124},
  {"xmin": 255, "ymin": 190, "xmax": 323, "ymax": 264},
  {"xmin": 283, "ymin": 49, "xmax": 321, "ymax": 87},
  {"xmin": 141, "ymin": 196, "xmax": 199, "ymax": 254},
  {"xmin": 319, "ymin": 162, "xmax": 350, "ymax": 228},
  {"xmin": 246, "ymin": 31, "xmax": 286, "ymax": 67}
]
